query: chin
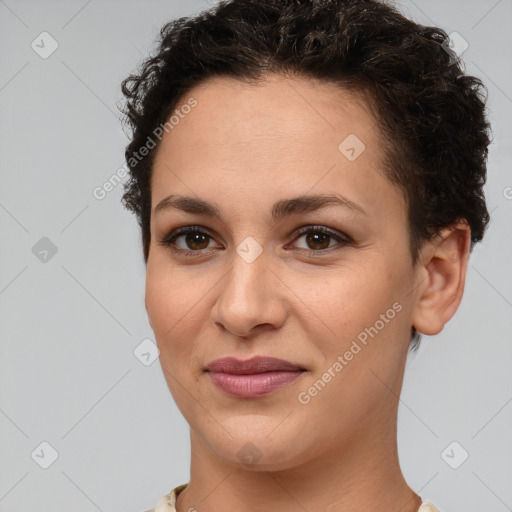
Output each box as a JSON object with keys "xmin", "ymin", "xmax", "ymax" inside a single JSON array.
[{"xmin": 203, "ymin": 419, "xmax": 310, "ymax": 472}]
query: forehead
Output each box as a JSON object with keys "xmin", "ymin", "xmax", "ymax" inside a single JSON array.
[
  {"xmin": 161, "ymin": 73, "xmax": 380, "ymax": 157},
  {"xmin": 151, "ymin": 73, "xmax": 403, "ymax": 220}
]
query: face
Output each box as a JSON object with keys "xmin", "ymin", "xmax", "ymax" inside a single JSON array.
[{"xmin": 145, "ymin": 73, "xmax": 423, "ymax": 470}]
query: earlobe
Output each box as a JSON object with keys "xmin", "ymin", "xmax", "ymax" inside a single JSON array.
[{"xmin": 411, "ymin": 221, "xmax": 471, "ymax": 336}]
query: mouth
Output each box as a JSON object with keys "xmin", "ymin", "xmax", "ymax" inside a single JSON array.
[{"xmin": 204, "ymin": 356, "xmax": 306, "ymax": 398}]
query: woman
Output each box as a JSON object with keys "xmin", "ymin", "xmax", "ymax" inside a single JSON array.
[{"xmin": 119, "ymin": 0, "xmax": 491, "ymax": 511}]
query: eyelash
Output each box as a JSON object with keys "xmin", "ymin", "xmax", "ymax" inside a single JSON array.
[{"xmin": 157, "ymin": 225, "xmax": 352, "ymax": 257}]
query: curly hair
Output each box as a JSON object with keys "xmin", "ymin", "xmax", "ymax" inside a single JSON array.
[{"xmin": 119, "ymin": 0, "xmax": 492, "ymax": 352}]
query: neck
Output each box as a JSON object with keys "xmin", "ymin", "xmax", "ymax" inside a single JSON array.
[{"xmin": 176, "ymin": 402, "xmax": 421, "ymax": 512}]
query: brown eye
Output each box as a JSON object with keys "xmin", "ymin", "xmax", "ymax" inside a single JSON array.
[
  {"xmin": 183, "ymin": 232, "xmax": 210, "ymax": 250},
  {"xmin": 291, "ymin": 226, "xmax": 351, "ymax": 252},
  {"xmin": 304, "ymin": 231, "xmax": 331, "ymax": 250},
  {"xmin": 158, "ymin": 226, "xmax": 218, "ymax": 254}
]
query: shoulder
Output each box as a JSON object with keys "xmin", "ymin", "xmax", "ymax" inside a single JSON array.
[
  {"xmin": 418, "ymin": 501, "xmax": 442, "ymax": 512},
  {"xmin": 139, "ymin": 494, "xmax": 172, "ymax": 512},
  {"xmin": 141, "ymin": 483, "xmax": 189, "ymax": 512}
]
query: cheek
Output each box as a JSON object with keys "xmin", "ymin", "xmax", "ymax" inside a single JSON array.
[
  {"xmin": 145, "ymin": 261, "xmax": 213, "ymax": 381},
  {"xmin": 306, "ymin": 258, "xmax": 410, "ymax": 368},
  {"xmin": 301, "ymin": 262, "xmax": 385, "ymax": 337},
  {"xmin": 145, "ymin": 254, "xmax": 203, "ymax": 330},
  {"xmin": 145, "ymin": 263, "xmax": 191, "ymax": 354},
  {"xmin": 145, "ymin": 266, "xmax": 201, "ymax": 410},
  {"xmin": 145, "ymin": 276, "xmax": 174, "ymax": 339}
]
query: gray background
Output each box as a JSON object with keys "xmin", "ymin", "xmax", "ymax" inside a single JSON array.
[{"xmin": 0, "ymin": 0, "xmax": 511, "ymax": 511}]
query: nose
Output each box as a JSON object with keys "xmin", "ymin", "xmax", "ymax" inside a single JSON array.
[{"xmin": 210, "ymin": 247, "xmax": 288, "ymax": 338}]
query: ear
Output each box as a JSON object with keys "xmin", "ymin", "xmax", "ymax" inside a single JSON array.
[{"xmin": 411, "ymin": 221, "xmax": 471, "ymax": 336}]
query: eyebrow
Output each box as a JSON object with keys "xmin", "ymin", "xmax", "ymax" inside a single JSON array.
[{"xmin": 154, "ymin": 193, "xmax": 368, "ymax": 222}]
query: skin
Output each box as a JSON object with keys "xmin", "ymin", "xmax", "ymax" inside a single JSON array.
[{"xmin": 144, "ymin": 73, "xmax": 471, "ymax": 512}]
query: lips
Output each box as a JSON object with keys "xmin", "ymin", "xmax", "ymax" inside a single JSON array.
[
  {"xmin": 205, "ymin": 356, "xmax": 305, "ymax": 374},
  {"xmin": 204, "ymin": 356, "xmax": 306, "ymax": 398}
]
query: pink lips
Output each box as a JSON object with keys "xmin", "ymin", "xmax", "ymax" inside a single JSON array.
[{"xmin": 205, "ymin": 356, "xmax": 306, "ymax": 398}]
